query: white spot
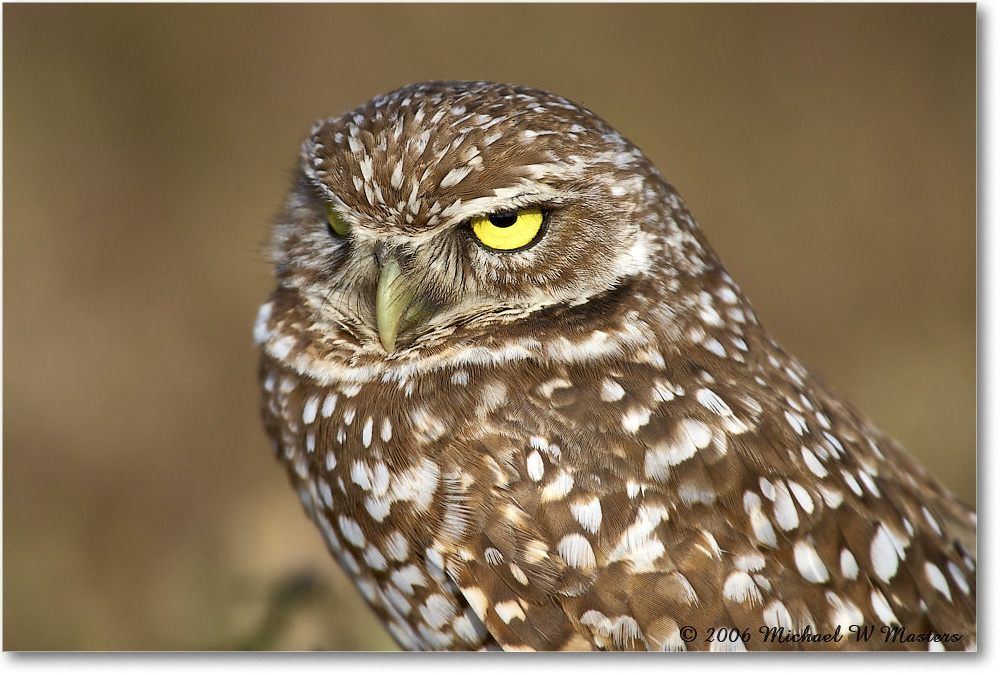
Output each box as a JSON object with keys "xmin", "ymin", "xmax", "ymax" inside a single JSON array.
[
  {"xmin": 743, "ymin": 491, "xmax": 777, "ymax": 548},
  {"xmin": 558, "ymin": 533, "xmax": 597, "ymax": 570},
  {"xmin": 570, "ymin": 497, "xmax": 603, "ymax": 535},
  {"xmin": 607, "ymin": 505, "xmax": 668, "ymax": 572},
  {"xmin": 370, "ymin": 462, "xmax": 390, "ymax": 496},
  {"xmin": 771, "ymin": 481, "xmax": 799, "ymax": 531},
  {"xmin": 723, "ymin": 572, "xmax": 762, "ymax": 606},
  {"xmin": 651, "ymin": 379, "xmax": 677, "ymax": 402},
  {"xmin": 948, "ymin": 561, "xmax": 970, "ymax": 595},
  {"xmin": 383, "ymin": 584, "xmax": 412, "ymax": 617},
  {"xmin": 697, "ymin": 530, "xmax": 723, "ymax": 560},
  {"xmin": 270, "ymin": 335, "xmax": 296, "ymax": 360},
  {"xmin": 484, "ymin": 548, "xmax": 503, "ymax": 565},
  {"xmin": 292, "ymin": 454, "xmax": 308, "ymax": 479},
  {"xmin": 625, "ymin": 481, "xmax": 641, "ymax": 498},
  {"xmin": 579, "ymin": 610, "xmax": 613, "ymax": 642},
  {"xmin": 440, "ymin": 165, "xmax": 473, "ymax": 189},
  {"xmin": 787, "ymin": 481, "xmax": 815, "ymax": 514},
  {"xmin": 784, "ymin": 365, "xmax": 805, "ymax": 387},
  {"xmin": 262, "ymin": 372, "xmax": 276, "ymax": 392},
  {"xmin": 391, "ymin": 564, "xmax": 427, "ymax": 595},
  {"xmin": 763, "ymin": 601, "xmax": 795, "ymax": 630},
  {"xmin": 821, "ymin": 431, "xmax": 845, "ymax": 457},
  {"xmin": 358, "ymin": 154, "xmax": 374, "ymax": 182},
  {"xmin": 601, "ymin": 378, "xmax": 626, "ymax": 401},
  {"xmin": 857, "ymin": 470, "xmax": 880, "ymax": 497},
  {"xmin": 340, "ymin": 383, "xmax": 362, "ymax": 398},
  {"xmin": 342, "ymin": 406, "xmax": 356, "ymax": 425},
  {"xmin": 324, "ymin": 452, "xmax": 337, "ymax": 471},
  {"xmin": 450, "ymin": 370, "xmax": 469, "ymax": 386},
  {"xmin": 679, "ymin": 418, "xmax": 712, "ymax": 449},
  {"xmin": 439, "ymin": 497, "xmax": 471, "ymax": 541},
  {"xmin": 921, "ymin": 506, "xmax": 942, "ymax": 536},
  {"xmin": 609, "ymin": 615, "xmax": 644, "ymax": 649},
  {"xmin": 870, "ymin": 589, "xmax": 899, "ymax": 625},
  {"xmin": 363, "ymin": 545, "xmax": 388, "ymax": 571},
  {"xmin": 383, "ymin": 531, "xmax": 408, "ymax": 561},
  {"xmin": 301, "ymin": 397, "xmax": 319, "ymax": 425},
  {"xmin": 794, "ymin": 540, "xmax": 829, "ymax": 583},
  {"xmin": 840, "ymin": 549, "xmax": 859, "ymax": 580},
  {"xmin": 462, "ymin": 587, "xmax": 489, "ymax": 618},
  {"xmin": 408, "ymin": 405, "xmax": 448, "ymax": 443},
  {"xmin": 392, "ymin": 458, "xmax": 440, "ymax": 512},
  {"xmin": 826, "ymin": 591, "xmax": 863, "ymax": 631},
  {"xmin": 338, "ymin": 550, "xmax": 361, "ymax": 576},
  {"xmin": 355, "ymin": 578, "xmax": 377, "ymax": 603},
  {"xmin": 526, "ymin": 451, "xmax": 545, "ymax": 482},
  {"xmin": 818, "ymin": 484, "xmax": 844, "ymax": 508},
  {"xmin": 364, "ymin": 496, "xmax": 391, "ymax": 522},
  {"xmin": 381, "ymin": 418, "xmax": 393, "ymax": 442},
  {"xmin": 390, "ymin": 159, "xmax": 404, "ymax": 190},
  {"xmin": 734, "ymin": 551, "xmax": 766, "ymax": 572},
  {"xmin": 677, "ymin": 482, "xmax": 716, "ymax": 506},
  {"xmin": 801, "ymin": 446, "xmax": 828, "ymax": 477},
  {"xmin": 759, "ymin": 477, "xmax": 776, "ymax": 500},
  {"xmin": 536, "ymin": 378, "xmax": 571, "ymax": 399},
  {"xmin": 452, "ymin": 611, "xmax": 487, "ymax": 643},
  {"xmin": 870, "ymin": 525, "xmax": 902, "ymax": 582},
  {"xmin": 785, "ymin": 410, "xmax": 808, "ymax": 435},
  {"xmin": 253, "ymin": 302, "xmax": 273, "ymax": 344},
  {"xmin": 337, "ymin": 515, "xmax": 365, "ymax": 548},
  {"xmin": 362, "ymin": 417, "xmax": 374, "ymax": 448},
  {"xmin": 925, "ymin": 562, "xmax": 953, "ymax": 602},
  {"xmin": 841, "ymin": 470, "xmax": 863, "ymax": 496},
  {"xmin": 318, "ymin": 479, "xmax": 334, "ymax": 508},
  {"xmin": 645, "ymin": 418, "xmax": 713, "ymax": 480},
  {"xmin": 421, "ymin": 594, "xmax": 457, "ymax": 630},
  {"xmin": 622, "ymin": 406, "xmax": 652, "ymax": 433},
  {"xmin": 508, "ymin": 564, "xmax": 529, "ymax": 585},
  {"xmin": 699, "ymin": 302, "xmax": 724, "ymax": 327},
  {"xmin": 495, "ymin": 600, "xmax": 526, "ymax": 624},
  {"xmin": 350, "ymin": 460, "xmax": 372, "ymax": 491},
  {"xmin": 529, "ymin": 435, "xmax": 548, "ymax": 452},
  {"xmin": 696, "ymin": 388, "xmax": 733, "ymax": 416},
  {"xmin": 541, "ymin": 469, "xmax": 574, "ymax": 501},
  {"xmin": 703, "ymin": 337, "xmax": 727, "ymax": 357},
  {"xmin": 867, "ymin": 437, "xmax": 886, "ymax": 460},
  {"xmin": 709, "ymin": 633, "xmax": 747, "ymax": 652}
]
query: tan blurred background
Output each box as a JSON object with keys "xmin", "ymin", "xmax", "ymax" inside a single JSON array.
[{"xmin": 3, "ymin": 3, "xmax": 975, "ymax": 651}]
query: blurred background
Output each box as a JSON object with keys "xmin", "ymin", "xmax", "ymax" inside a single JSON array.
[{"xmin": 3, "ymin": 3, "xmax": 974, "ymax": 651}]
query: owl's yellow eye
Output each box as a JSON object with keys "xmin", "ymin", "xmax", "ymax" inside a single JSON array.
[
  {"xmin": 470, "ymin": 207, "xmax": 546, "ymax": 251},
  {"xmin": 326, "ymin": 203, "xmax": 352, "ymax": 237}
]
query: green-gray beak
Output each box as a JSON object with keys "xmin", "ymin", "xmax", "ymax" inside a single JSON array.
[{"xmin": 375, "ymin": 258, "xmax": 421, "ymax": 353}]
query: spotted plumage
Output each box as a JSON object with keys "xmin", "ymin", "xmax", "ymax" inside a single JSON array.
[{"xmin": 256, "ymin": 81, "xmax": 976, "ymax": 650}]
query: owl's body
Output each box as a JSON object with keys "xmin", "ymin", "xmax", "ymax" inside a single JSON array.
[{"xmin": 256, "ymin": 82, "xmax": 975, "ymax": 650}]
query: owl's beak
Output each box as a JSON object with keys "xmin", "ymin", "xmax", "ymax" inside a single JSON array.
[{"xmin": 375, "ymin": 257, "xmax": 422, "ymax": 353}]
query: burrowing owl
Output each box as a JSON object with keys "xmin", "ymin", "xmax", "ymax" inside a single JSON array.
[{"xmin": 256, "ymin": 81, "xmax": 975, "ymax": 651}]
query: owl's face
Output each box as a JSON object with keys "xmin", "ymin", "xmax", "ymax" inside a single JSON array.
[{"xmin": 270, "ymin": 82, "xmax": 695, "ymax": 360}]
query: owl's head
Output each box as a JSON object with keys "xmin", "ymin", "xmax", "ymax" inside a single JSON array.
[{"xmin": 270, "ymin": 81, "xmax": 708, "ymax": 359}]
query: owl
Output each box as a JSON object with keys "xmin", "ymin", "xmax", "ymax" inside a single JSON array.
[{"xmin": 256, "ymin": 81, "xmax": 976, "ymax": 651}]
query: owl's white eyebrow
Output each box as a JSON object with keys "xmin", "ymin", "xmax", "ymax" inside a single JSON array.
[{"xmin": 441, "ymin": 191, "xmax": 569, "ymax": 227}]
